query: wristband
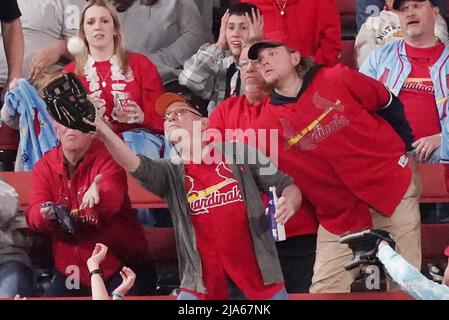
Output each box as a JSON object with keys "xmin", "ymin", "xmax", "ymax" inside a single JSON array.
[
  {"xmin": 89, "ymin": 269, "xmax": 102, "ymax": 278},
  {"xmin": 112, "ymin": 291, "xmax": 123, "ymax": 300}
]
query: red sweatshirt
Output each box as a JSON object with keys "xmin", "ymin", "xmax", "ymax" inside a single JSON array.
[{"xmin": 27, "ymin": 140, "xmax": 148, "ymax": 286}]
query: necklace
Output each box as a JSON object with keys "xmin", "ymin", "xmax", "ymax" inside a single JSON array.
[
  {"xmin": 275, "ymin": 0, "xmax": 288, "ymax": 15},
  {"xmin": 401, "ymin": 37, "xmax": 441, "ymax": 66},
  {"xmin": 97, "ymin": 67, "xmax": 112, "ymax": 88}
]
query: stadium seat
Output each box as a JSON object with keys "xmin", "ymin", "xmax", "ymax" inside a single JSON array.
[
  {"xmin": 0, "ymin": 124, "xmax": 19, "ymax": 171},
  {"xmin": 421, "ymin": 223, "xmax": 449, "ymax": 280},
  {"xmin": 337, "ymin": 0, "xmax": 357, "ymax": 39},
  {"xmin": 339, "ymin": 39, "xmax": 357, "ymax": 69}
]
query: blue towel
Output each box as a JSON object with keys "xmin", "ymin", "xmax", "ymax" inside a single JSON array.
[{"xmin": 4, "ymin": 79, "xmax": 57, "ymax": 171}]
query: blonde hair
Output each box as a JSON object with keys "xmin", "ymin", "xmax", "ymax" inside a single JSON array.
[
  {"xmin": 75, "ymin": 0, "xmax": 128, "ymax": 75},
  {"xmin": 281, "ymin": 46, "xmax": 316, "ymax": 78},
  {"xmin": 295, "ymin": 55, "xmax": 315, "ymax": 78}
]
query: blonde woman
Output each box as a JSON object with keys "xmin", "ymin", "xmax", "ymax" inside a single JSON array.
[{"xmin": 64, "ymin": 0, "xmax": 170, "ymax": 159}]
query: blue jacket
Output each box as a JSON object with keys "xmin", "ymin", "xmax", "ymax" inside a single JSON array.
[
  {"xmin": 359, "ymin": 40, "xmax": 449, "ymax": 160},
  {"xmin": 4, "ymin": 79, "xmax": 57, "ymax": 171},
  {"xmin": 379, "ymin": 246, "xmax": 449, "ymax": 300}
]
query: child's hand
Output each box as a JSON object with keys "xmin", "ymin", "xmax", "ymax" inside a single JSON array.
[
  {"xmin": 113, "ymin": 266, "xmax": 136, "ymax": 298},
  {"xmin": 87, "ymin": 243, "xmax": 108, "ymax": 272}
]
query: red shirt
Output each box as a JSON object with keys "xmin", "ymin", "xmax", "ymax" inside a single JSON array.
[
  {"xmin": 244, "ymin": 0, "xmax": 342, "ymax": 66},
  {"xmin": 251, "ymin": 64, "xmax": 412, "ymax": 235},
  {"xmin": 182, "ymin": 160, "xmax": 283, "ymax": 300},
  {"xmin": 209, "ymin": 96, "xmax": 318, "ymax": 237},
  {"xmin": 64, "ymin": 52, "xmax": 164, "ymax": 134},
  {"xmin": 398, "ymin": 43, "xmax": 444, "ymax": 140},
  {"xmin": 27, "ymin": 140, "xmax": 149, "ymax": 286}
]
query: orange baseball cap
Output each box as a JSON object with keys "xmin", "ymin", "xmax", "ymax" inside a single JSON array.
[{"xmin": 155, "ymin": 92, "xmax": 208, "ymax": 117}]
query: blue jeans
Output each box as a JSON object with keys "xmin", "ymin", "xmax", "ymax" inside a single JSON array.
[{"xmin": 0, "ymin": 261, "xmax": 33, "ymax": 298}]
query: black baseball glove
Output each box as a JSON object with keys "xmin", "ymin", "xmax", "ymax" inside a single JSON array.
[
  {"xmin": 41, "ymin": 72, "xmax": 98, "ymax": 133},
  {"xmin": 41, "ymin": 202, "xmax": 76, "ymax": 235},
  {"xmin": 339, "ymin": 229, "xmax": 395, "ymax": 270}
]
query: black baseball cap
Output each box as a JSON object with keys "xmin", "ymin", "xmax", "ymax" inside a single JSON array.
[
  {"xmin": 393, "ymin": 0, "xmax": 438, "ymax": 10},
  {"xmin": 155, "ymin": 92, "xmax": 208, "ymax": 117},
  {"xmin": 248, "ymin": 41, "xmax": 285, "ymax": 60}
]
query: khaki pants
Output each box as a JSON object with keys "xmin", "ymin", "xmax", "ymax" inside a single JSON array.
[{"xmin": 310, "ymin": 172, "xmax": 422, "ymax": 293}]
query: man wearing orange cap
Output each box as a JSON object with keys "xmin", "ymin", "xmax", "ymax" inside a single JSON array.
[{"xmin": 94, "ymin": 91, "xmax": 301, "ymax": 300}]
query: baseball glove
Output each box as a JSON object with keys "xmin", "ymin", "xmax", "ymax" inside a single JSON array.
[
  {"xmin": 42, "ymin": 202, "xmax": 76, "ymax": 235},
  {"xmin": 54, "ymin": 204, "xmax": 76, "ymax": 235},
  {"xmin": 339, "ymin": 229, "xmax": 395, "ymax": 270},
  {"xmin": 41, "ymin": 72, "xmax": 99, "ymax": 133}
]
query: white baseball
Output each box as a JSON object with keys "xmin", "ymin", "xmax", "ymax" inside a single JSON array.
[{"xmin": 67, "ymin": 36, "xmax": 86, "ymax": 56}]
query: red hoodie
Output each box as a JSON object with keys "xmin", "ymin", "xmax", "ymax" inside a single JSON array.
[{"xmin": 27, "ymin": 140, "xmax": 148, "ymax": 286}]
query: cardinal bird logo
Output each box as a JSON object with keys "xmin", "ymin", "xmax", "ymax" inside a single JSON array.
[
  {"xmin": 282, "ymin": 92, "xmax": 349, "ymax": 150},
  {"xmin": 185, "ymin": 163, "xmax": 243, "ymax": 215},
  {"xmin": 312, "ymin": 92, "xmax": 345, "ymax": 112}
]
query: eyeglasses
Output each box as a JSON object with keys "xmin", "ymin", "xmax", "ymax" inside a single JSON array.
[
  {"xmin": 237, "ymin": 59, "xmax": 257, "ymax": 71},
  {"xmin": 163, "ymin": 108, "xmax": 201, "ymax": 121}
]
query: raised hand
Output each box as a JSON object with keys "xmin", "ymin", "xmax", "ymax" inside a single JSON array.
[
  {"xmin": 112, "ymin": 266, "xmax": 136, "ymax": 299},
  {"xmin": 245, "ymin": 8, "xmax": 264, "ymax": 45},
  {"xmin": 217, "ymin": 9, "xmax": 230, "ymax": 50},
  {"xmin": 87, "ymin": 243, "xmax": 108, "ymax": 272}
]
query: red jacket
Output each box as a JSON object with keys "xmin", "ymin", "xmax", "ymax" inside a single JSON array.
[
  {"xmin": 209, "ymin": 95, "xmax": 318, "ymax": 237},
  {"xmin": 27, "ymin": 140, "xmax": 148, "ymax": 286},
  {"xmin": 244, "ymin": 0, "xmax": 342, "ymax": 66}
]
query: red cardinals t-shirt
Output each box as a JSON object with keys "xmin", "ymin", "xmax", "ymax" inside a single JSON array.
[
  {"xmin": 208, "ymin": 96, "xmax": 318, "ymax": 237},
  {"xmin": 398, "ymin": 42, "xmax": 444, "ymax": 139},
  {"xmin": 181, "ymin": 160, "xmax": 283, "ymax": 300},
  {"xmin": 251, "ymin": 64, "xmax": 411, "ymax": 235}
]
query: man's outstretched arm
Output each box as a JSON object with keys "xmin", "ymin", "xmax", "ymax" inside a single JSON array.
[{"xmin": 95, "ymin": 120, "xmax": 141, "ymax": 173}]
